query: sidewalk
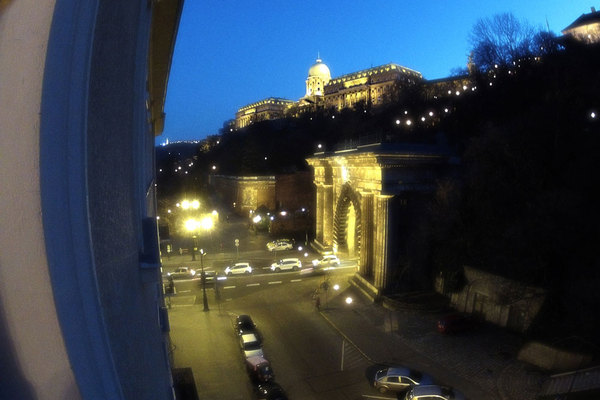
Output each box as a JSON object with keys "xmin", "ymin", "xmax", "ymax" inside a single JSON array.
[{"xmin": 320, "ymin": 285, "xmax": 548, "ymax": 400}]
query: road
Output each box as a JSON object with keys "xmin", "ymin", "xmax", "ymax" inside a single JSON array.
[
  {"xmin": 165, "ymin": 215, "xmax": 422, "ymax": 399},
  {"xmin": 167, "ymin": 262, "xmax": 392, "ymax": 400}
]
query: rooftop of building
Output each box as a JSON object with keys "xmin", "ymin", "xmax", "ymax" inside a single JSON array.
[
  {"xmin": 237, "ymin": 97, "xmax": 295, "ymax": 112},
  {"xmin": 328, "ymin": 63, "xmax": 423, "ymax": 85},
  {"xmin": 562, "ymin": 6, "xmax": 600, "ymax": 32}
]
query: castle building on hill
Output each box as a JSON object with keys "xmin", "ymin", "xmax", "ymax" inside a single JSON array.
[
  {"xmin": 234, "ymin": 58, "xmax": 431, "ymax": 129},
  {"xmin": 234, "ymin": 56, "xmax": 472, "ymax": 129},
  {"xmin": 233, "ymin": 9, "xmax": 597, "ymax": 130},
  {"xmin": 235, "ymin": 97, "xmax": 295, "ymax": 129},
  {"xmin": 322, "ymin": 63, "xmax": 422, "ymax": 110}
]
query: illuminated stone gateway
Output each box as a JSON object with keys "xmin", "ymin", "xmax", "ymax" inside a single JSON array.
[{"xmin": 307, "ymin": 143, "xmax": 453, "ymax": 298}]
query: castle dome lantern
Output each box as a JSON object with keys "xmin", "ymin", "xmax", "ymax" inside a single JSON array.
[
  {"xmin": 308, "ymin": 58, "xmax": 331, "ymax": 80},
  {"xmin": 306, "ymin": 57, "xmax": 331, "ymax": 97}
]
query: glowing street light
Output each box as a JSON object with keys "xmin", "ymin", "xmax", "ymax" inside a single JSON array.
[
  {"xmin": 185, "ymin": 218, "xmax": 199, "ymax": 232},
  {"xmin": 200, "ymin": 216, "xmax": 214, "ymax": 231}
]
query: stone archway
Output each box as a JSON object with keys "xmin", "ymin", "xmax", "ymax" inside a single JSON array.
[
  {"xmin": 332, "ymin": 183, "xmax": 361, "ymax": 257},
  {"xmin": 307, "ymin": 143, "xmax": 451, "ymax": 297}
]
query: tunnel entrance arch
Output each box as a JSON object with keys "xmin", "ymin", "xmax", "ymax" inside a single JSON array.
[{"xmin": 333, "ymin": 183, "xmax": 362, "ymax": 257}]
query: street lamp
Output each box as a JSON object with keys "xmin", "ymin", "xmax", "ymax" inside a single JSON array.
[
  {"xmin": 185, "ymin": 218, "xmax": 199, "ymax": 260},
  {"xmin": 199, "ymin": 248, "xmax": 209, "ymax": 311},
  {"xmin": 185, "ymin": 216, "xmax": 213, "ymax": 311}
]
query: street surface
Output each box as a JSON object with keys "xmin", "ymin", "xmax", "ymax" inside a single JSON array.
[{"xmin": 163, "ymin": 215, "xmax": 546, "ymax": 400}]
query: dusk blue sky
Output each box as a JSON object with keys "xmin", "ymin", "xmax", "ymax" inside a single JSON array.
[{"xmin": 158, "ymin": 1, "xmax": 596, "ymax": 143}]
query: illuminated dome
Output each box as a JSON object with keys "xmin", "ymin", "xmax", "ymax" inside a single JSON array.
[{"xmin": 308, "ymin": 58, "xmax": 331, "ymax": 80}]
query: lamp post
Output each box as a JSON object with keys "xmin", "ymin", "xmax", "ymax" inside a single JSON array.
[
  {"xmin": 185, "ymin": 216, "xmax": 214, "ymax": 311},
  {"xmin": 185, "ymin": 218, "xmax": 199, "ymax": 261},
  {"xmin": 199, "ymin": 248, "xmax": 209, "ymax": 311}
]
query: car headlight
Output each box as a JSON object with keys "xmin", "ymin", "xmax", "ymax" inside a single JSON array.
[{"xmin": 312, "ymin": 260, "xmax": 318, "ymax": 266}]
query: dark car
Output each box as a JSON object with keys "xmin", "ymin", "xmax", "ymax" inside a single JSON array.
[
  {"xmin": 198, "ymin": 270, "xmax": 216, "ymax": 285},
  {"xmin": 254, "ymin": 382, "xmax": 288, "ymax": 400},
  {"xmin": 236, "ymin": 314, "xmax": 258, "ymax": 336},
  {"xmin": 436, "ymin": 313, "xmax": 475, "ymax": 334}
]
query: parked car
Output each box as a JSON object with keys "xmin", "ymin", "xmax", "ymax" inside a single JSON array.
[
  {"xmin": 254, "ymin": 382, "xmax": 288, "ymax": 400},
  {"xmin": 235, "ymin": 314, "xmax": 258, "ymax": 337},
  {"xmin": 167, "ymin": 266, "xmax": 196, "ymax": 280},
  {"xmin": 246, "ymin": 355, "xmax": 274, "ymax": 383},
  {"xmin": 404, "ymin": 385, "xmax": 465, "ymax": 400},
  {"xmin": 270, "ymin": 258, "xmax": 302, "ymax": 272},
  {"xmin": 436, "ymin": 313, "xmax": 475, "ymax": 334},
  {"xmin": 240, "ymin": 332, "xmax": 263, "ymax": 358},
  {"xmin": 312, "ymin": 254, "xmax": 340, "ymax": 268},
  {"xmin": 373, "ymin": 366, "xmax": 434, "ymax": 393},
  {"xmin": 266, "ymin": 239, "xmax": 294, "ymax": 251},
  {"xmin": 225, "ymin": 262, "xmax": 252, "ymax": 275}
]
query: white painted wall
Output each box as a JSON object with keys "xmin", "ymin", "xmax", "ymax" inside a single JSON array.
[{"xmin": 0, "ymin": 1, "xmax": 80, "ymax": 398}]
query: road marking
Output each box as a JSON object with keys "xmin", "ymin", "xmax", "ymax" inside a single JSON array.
[
  {"xmin": 268, "ymin": 281, "xmax": 282, "ymax": 285},
  {"xmin": 246, "ymin": 283, "xmax": 260, "ymax": 287},
  {"xmin": 290, "ymin": 279, "xmax": 302, "ymax": 282},
  {"xmin": 361, "ymin": 395, "xmax": 395, "ymax": 399},
  {"xmin": 178, "ymin": 290, "xmax": 191, "ymax": 293},
  {"xmin": 223, "ymin": 286, "xmax": 236, "ymax": 289}
]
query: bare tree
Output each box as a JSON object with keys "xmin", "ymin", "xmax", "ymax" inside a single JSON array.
[{"xmin": 469, "ymin": 13, "xmax": 536, "ymax": 71}]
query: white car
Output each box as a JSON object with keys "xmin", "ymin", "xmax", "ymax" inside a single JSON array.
[
  {"xmin": 312, "ymin": 255, "xmax": 340, "ymax": 268},
  {"xmin": 404, "ymin": 385, "xmax": 465, "ymax": 400},
  {"xmin": 225, "ymin": 262, "xmax": 252, "ymax": 275},
  {"xmin": 270, "ymin": 258, "xmax": 302, "ymax": 272},
  {"xmin": 266, "ymin": 239, "xmax": 294, "ymax": 251},
  {"xmin": 240, "ymin": 333, "xmax": 263, "ymax": 358}
]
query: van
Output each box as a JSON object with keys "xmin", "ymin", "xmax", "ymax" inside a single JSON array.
[{"xmin": 246, "ymin": 355, "xmax": 274, "ymax": 383}]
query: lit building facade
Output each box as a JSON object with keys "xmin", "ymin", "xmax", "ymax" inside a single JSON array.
[
  {"xmin": 562, "ymin": 7, "xmax": 600, "ymax": 44},
  {"xmin": 235, "ymin": 97, "xmax": 295, "ymax": 128},
  {"xmin": 210, "ymin": 175, "xmax": 277, "ymax": 215},
  {"xmin": 209, "ymin": 172, "xmax": 314, "ymax": 217},
  {"xmin": 323, "ymin": 63, "xmax": 422, "ymax": 110}
]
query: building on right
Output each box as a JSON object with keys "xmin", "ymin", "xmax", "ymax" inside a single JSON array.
[{"xmin": 561, "ymin": 6, "xmax": 600, "ymax": 44}]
